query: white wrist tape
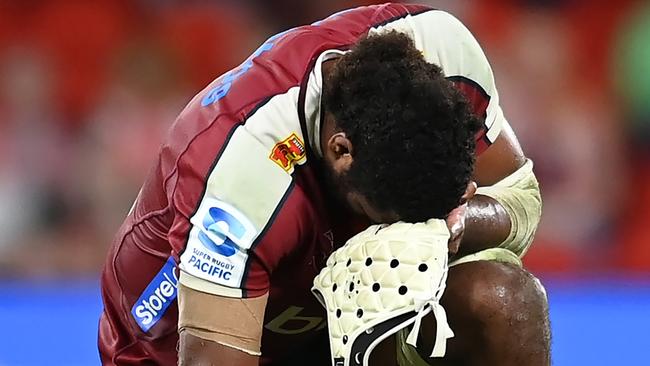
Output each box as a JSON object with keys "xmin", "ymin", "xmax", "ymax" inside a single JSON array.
[
  {"xmin": 312, "ymin": 219, "xmax": 453, "ymax": 366},
  {"xmin": 475, "ymin": 159, "xmax": 542, "ymax": 257}
]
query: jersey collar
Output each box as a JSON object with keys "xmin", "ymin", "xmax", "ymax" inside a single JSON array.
[{"xmin": 303, "ymin": 49, "xmax": 347, "ymax": 159}]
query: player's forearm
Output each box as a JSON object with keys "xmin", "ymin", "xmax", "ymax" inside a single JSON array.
[
  {"xmin": 456, "ymin": 194, "xmax": 511, "ymax": 257},
  {"xmin": 459, "ymin": 160, "xmax": 542, "ymax": 257}
]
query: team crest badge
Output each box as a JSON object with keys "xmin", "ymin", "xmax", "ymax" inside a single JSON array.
[{"xmin": 269, "ymin": 133, "xmax": 306, "ymax": 173}]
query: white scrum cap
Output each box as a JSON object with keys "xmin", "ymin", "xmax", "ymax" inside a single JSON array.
[{"xmin": 312, "ymin": 219, "xmax": 454, "ymax": 366}]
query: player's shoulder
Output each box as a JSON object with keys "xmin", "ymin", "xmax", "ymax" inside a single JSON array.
[{"xmin": 370, "ymin": 6, "xmax": 477, "ymax": 55}]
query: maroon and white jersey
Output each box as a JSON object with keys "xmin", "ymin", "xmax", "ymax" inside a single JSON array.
[{"xmin": 99, "ymin": 3, "xmax": 505, "ymax": 365}]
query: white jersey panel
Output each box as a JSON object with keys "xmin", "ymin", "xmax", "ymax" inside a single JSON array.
[
  {"xmin": 369, "ymin": 9, "xmax": 505, "ymax": 143},
  {"xmin": 180, "ymin": 89, "xmax": 305, "ymax": 294},
  {"xmin": 244, "ymin": 86, "xmax": 302, "ymax": 158}
]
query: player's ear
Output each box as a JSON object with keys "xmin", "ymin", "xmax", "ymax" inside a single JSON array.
[
  {"xmin": 326, "ymin": 132, "xmax": 354, "ymax": 173},
  {"xmin": 459, "ymin": 180, "xmax": 477, "ymax": 204}
]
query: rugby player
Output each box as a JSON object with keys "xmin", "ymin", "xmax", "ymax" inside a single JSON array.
[{"xmin": 98, "ymin": 3, "xmax": 549, "ymax": 365}]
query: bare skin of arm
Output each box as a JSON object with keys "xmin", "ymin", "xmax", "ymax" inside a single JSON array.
[
  {"xmin": 449, "ymin": 121, "xmax": 528, "ymax": 257},
  {"xmin": 369, "ymin": 260, "xmax": 551, "ymax": 366}
]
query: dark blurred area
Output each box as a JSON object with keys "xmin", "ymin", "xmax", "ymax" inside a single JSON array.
[{"xmin": 0, "ymin": 0, "xmax": 648, "ymax": 278}]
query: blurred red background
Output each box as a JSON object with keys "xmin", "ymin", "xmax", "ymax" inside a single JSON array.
[{"xmin": 0, "ymin": 0, "xmax": 648, "ymax": 278}]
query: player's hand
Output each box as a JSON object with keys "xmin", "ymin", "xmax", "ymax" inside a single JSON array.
[
  {"xmin": 446, "ymin": 181, "xmax": 477, "ymax": 256},
  {"xmin": 446, "ymin": 203, "xmax": 467, "ymax": 256}
]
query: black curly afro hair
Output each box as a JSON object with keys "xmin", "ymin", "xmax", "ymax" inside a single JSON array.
[{"xmin": 322, "ymin": 30, "xmax": 481, "ymax": 222}]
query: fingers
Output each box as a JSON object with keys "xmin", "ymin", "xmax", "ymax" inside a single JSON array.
[{"xmin": 446, "ymin": 204, "xmax": 468, "ymax": 256}]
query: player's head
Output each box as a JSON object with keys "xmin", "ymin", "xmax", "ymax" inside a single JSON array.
[{"xmin": 321, "ymin": 30, "xmax": 481, "ymax": 223}]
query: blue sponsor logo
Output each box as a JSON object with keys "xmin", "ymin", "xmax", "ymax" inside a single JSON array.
[
  {"xmin": 197, "ymin": 206, "xmax": 247, "ymax": 257},
  {"xmin": 186, "ymin": 247, "xmax": 234, "ymax": 281},
  {"xmin": 131, "ymin": 257, "xmax": 178, "ymax": 332}
]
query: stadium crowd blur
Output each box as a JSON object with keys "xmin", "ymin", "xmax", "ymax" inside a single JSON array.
[{"xmin": 0, "ymin": 0, "xmax": 648, "ymax": 278}]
